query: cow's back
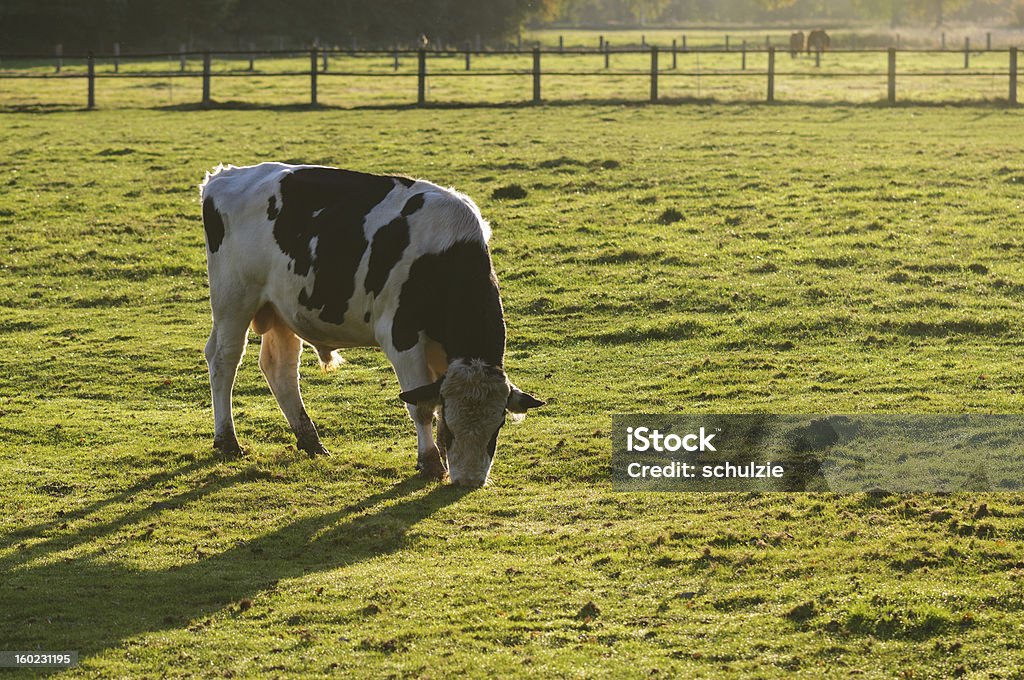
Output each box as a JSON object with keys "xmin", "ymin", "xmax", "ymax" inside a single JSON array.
[{"xmin": 200, "ymin": 162, "xmax": 494, "ymax": 354}]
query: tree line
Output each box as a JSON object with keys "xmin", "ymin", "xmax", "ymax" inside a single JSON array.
[
  {"xmin": 556, "ymin": 0, "xmax": 1024, "ymax": 28},
  {"xmin": 1, "ymin": 0, "xmax": 1021, "ymax": 54},
  {"xmin": 0, "ymin": 0, "xmax": 555, "ymax": 53}
]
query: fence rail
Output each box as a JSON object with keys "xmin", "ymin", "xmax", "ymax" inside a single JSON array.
[{"xmin": 0, "ymin": 45, "xmax": 1020, "ymax": 108}]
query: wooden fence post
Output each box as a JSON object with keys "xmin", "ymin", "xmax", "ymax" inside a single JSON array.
[
  {"xmin": 965, "ymin": 37, "xmax": 970, "ymax": 68},
  {"xmin": 393, "ymin": 48, "xmax": 399, "ymax": 71},
  {"xmin": 599, "ymin": 35, "xmax": 604, "ymax": 51},
  {"xmin": 465, "ymin": 41, "xmax": 471, "ymax": 70},
  {"xmin": 417, "ymin": 48, "xmax": 426, "ymax": 105},
  {"xmin": 1011, "ymin": 47, "xmax": 1018, "ymax": 106},
  {"xmin": 888, "ymin": 47, "xmax": 896, "ymax": 105},
  {"xmin": 682, "ymin": 35, "xmax": 687, "ymax": 52},
  {"xmin": 672, "ymin": 39, "xmax": 677, "ymax": 69},
  {"xmin": 114, "ymin": 43, "xmax": 120, "ymax": 73},
  {"xmin": 650, "ymin": 46, "xmax": 658, "ymax": 102},
  {"xmin": 310, "ymin": 48, "xmax": 318, "ymax": 104},
  {"xmin": 725, "ymin": 34, "xmax": 730, "ymax": 51},
  {"xmin": 87, "ymin": 52, "xmax": 95, "ymax": 109},
  {"xmin": 532, "ymin": 47, "xmax": 541, "ymax": 103},
  {"xmin": 248, "ymin": 43, "xmax": 255, "ymax": 71},
  {"xmin": 815, "ymin": 47, "xmax": 821, "ymax": 68},
  {"xmin": 180, "ymin": 44, "xmax": 186, "ymax": 72},
  {"xmin": 767, "ymin": 47, "xmax": 775, "ymax": 102},
  {"xmin": 742, "ymin": 40, "xmax": 747, "ymax": 70},
  {"xmin": 559, "ymin": 35, "xmax": 564, "ymax": 53},
  {"xmin": 604, "ymin": 41, "xmax": 610, "ymax": 69},
  {"xmin": 202, "ymin": 50, "xmax": 211, "ymax": 105},
  {"xmin": 55, "ymin": 44, "xmax": 62, "ymax": 73},
  {"xmin": 322, "ymin": 49, "xmax": 328, "ymax": 72}
]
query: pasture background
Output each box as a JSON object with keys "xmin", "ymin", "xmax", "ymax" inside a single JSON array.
[
  {"xmin": 3, "ymin": 27, "xmax": 1024, "ymax": 109},
  {"xmin": 2, "ymin": 102, "xmax": 1024, "ymax": 677}
]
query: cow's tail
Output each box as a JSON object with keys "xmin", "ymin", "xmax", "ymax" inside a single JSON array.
[{"xmin": 198, "ymin": 164, "xmax": 231, "ymax": 201}]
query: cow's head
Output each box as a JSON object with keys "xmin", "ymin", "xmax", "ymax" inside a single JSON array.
[{"xmin": 399, "ymin": 358, "xmax": 543, "ymax": 487}]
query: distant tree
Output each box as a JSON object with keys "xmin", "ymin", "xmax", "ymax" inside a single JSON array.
[
  {"xmin": 752, "ymin": 0, "xmax": 800, "ymax": 10},
  {"xmin": 850, "ymin": 0, "xmax": 973, "ymax": 26},
  {"xmin": 625, "ymin": 0, "xmax": 671, "ymax": 23}
]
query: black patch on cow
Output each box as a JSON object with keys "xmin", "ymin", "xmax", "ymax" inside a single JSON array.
[
  {"xmin": 273, "ymin": 168, "xmax": 402, "ymax": 324},
  {"xmin": 267, "ymin": 195, "xmax": 279, "ymax": 220},
  {"xmin": 401, "ymin": 193, "xmax": 426, "ymax": 216},
  {"xmin": 295, "ymin": 202, "xmax": 370, "ymax": 324},
  {"xmin": 392, "ymin": 240, "xmax": 506, "ymax": 366},
  {"xmin": 364, "ymin": 216, "xmax": 410, "ymax": 296},
  {"xmin": 395, "ymin": 175, "xmax": 416, "ymax": 188},
  {"xmin": 202, "ymin": 196, "xmax": 225, "ymax": 253}
]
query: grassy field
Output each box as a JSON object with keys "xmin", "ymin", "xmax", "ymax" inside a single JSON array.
[
  {"xmin": 2, "ymin": 26, "xmax": 1023, "ymax": 109},
  {"xmin": 2, "ymin": 103, "xmax": 1024, "ymax": 677}
]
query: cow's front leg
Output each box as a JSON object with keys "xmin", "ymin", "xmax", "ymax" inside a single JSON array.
[
  {"xmin": 387, "ymin": 339, "xmax": 447, "ymax": 479},
  {"xmin": 409, "ymin": 403, "xmax": 446, "ymax": 480}
]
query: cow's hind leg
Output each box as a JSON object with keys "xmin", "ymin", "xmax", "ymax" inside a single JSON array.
[
  {"xmin": 205, "ymin": 313, "xmax": 251, "ymax": 456},
  {"xmin": 257, "ymin": 310, "xmax": 327, "ymax": 455}
]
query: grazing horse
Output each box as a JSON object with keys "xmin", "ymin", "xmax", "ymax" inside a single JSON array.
[
  {"xmin": 807, "ymin": 29, "xmax": 831, "ymax": 55},
  {"xmin": 789, "ymin": 31, "xmax": 805, "ymax": 58}
]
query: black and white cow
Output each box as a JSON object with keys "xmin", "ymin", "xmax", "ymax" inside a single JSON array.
[{"xmin": 199, "ymin": 162, "xmax": 542, "ymax": 486}]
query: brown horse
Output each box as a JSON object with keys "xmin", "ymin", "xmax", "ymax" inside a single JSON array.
[
  {"xmin": 789, "ymin": 31, "xmax": 805, "ymax": 58},
  {"xmin": 807, "ymin": 29, "xmax": 831, "ymax": 54}
]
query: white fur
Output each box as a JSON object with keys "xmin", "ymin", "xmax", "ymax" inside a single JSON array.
[{"xmin": 440, "ymin": 359, "xmax": 510, "ymax": 486}]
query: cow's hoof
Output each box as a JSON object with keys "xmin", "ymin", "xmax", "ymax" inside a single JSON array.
[
  {"xmin": 299, "ymin": 438, "xmax": 330, "ymax": 456},
  {"xmin": 418, "ymin": 463, "xmax": 447, "ymax": 481},
  {"xmin": 416, "ymin": 450, "xmax": 447, "ymax": 481},
  {"xmin": 214, "ymin": 438, "xmax": 244, "ymax": 457}
]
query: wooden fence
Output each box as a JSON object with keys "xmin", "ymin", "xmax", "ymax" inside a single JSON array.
[{"xmin": 0, "ymin": 44, "xmax": 1021, "ymax": 108}]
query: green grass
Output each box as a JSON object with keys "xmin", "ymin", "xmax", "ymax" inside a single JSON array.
[{"xmin": 2, "ymin": 104, "xmax": 1024, "ymax": 677}]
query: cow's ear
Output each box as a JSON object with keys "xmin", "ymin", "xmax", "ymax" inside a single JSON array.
[
  {"xmin": 399, "ymin": 377, "xmax": 443, "ymax": 405},
  {"xmin": 507, "ymin": 386, "xmax": 544, "ymax": 414}
]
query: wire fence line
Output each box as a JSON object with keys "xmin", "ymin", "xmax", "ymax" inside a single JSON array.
[{"xmin": 0, "ymin": 45, "xmax": 1020, "ymax": 108}]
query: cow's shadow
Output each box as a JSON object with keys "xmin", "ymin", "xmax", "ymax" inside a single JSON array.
[{"xmin": 1, "ymin": 465, "xmax": 467, "ymax": 670}]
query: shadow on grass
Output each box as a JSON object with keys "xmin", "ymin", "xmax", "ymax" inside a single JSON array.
[
  {"xmin": 1, "ymin": 470, "xmax": 468, "ymax": 670},
  {"xmin": 0, "ymin": 457, "xmax": 216, "ymax": 555},
  {"xmin": 2, "ymin": 96, "xmax": 1021, "ymax": 114}
]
